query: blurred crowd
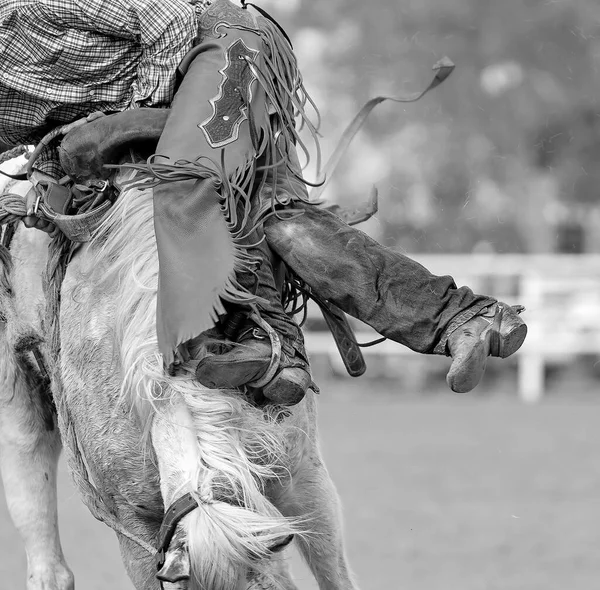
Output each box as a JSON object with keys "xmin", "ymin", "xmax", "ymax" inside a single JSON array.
[{"xmin": 264, "ymin": 0, "xmax": 600, "ymax": 255}]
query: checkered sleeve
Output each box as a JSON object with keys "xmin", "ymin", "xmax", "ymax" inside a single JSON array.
[
  {"xmin": 32, "ymin": 145, "xmax": 65, "ymax": 179},
  {"xmin": 30, "ymin": 0, "xmax": 199, "ymax": 106}
]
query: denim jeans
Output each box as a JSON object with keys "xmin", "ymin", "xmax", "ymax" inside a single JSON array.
[{"xmin": 234, "ymin": 222, "xmax": 304, "ymax": 350}]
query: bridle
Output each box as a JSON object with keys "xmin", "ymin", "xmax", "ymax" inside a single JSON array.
[
  {"xmin": 155, "ymin": 492, "xmax": 200, "ymax": 572},
  {"xmin": 155, "ymin": 490, "xmax": 294, "ymax": 587}
]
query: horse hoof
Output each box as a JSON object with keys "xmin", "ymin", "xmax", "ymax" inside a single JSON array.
[
  {"xmin": 26, "ymin": 563, "xmax": 74, "ymax": 590},
  {"xmin": 156, "ymin": 526, "xmax": 190, "ymax": 589}
]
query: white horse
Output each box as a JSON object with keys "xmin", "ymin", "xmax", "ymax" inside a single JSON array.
[{"xmin": 0, "ymin": 159, "xmax": 358, "ymax": 590}]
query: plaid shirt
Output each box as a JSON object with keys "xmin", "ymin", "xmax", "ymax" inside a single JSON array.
[{"xmin": 0, "ymin": 0, "xmax": 213, "ymax": 175}]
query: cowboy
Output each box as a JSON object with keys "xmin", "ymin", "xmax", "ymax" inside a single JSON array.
[{"xmin": 1, "ymin": 0, "xmax": 526, "ymax": 404}]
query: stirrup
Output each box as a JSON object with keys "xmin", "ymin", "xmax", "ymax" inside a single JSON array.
[{"xmin": 246, "ymin": 312, "xmax": 282, "ymax": 388}]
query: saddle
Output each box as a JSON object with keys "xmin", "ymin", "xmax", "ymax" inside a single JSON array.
[{"xmin": 50, "ymin": 109, "xmax": 368, "ymax": 377}]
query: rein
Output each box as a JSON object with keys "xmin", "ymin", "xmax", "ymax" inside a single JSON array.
[{"xmin": 0, "ymin": 145, "xmax": 29, "ymax": 180}]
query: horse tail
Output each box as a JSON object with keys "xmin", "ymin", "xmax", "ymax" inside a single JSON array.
[{"xmin": 187, "ymin": 498, "xmax": 296, "ymax": 590}]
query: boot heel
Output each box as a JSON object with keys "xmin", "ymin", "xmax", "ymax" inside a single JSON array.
[
  {"xmin": 499, "ymin": 322, "xmax": 528, "ymax": 358},
  {"xmin": 496, "ymin": 304, "xmax": 528, "ymax": 359},
  {"xmin": 263, "ymin": 367, "xmax": 311, "ymax": 406}
]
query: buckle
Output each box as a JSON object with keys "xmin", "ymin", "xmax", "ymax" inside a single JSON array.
[
  {"xmin": 27, "ymin": 173, "xmax": 53, "ymax": 217},
  {"xmin": 247, "ymin": 313, "xmax": 282, "ymax": 388},
  {"xmin": 31, "ymin": 191, "xmax": 43, "ymax": 217},
  {"xmin": 89, "ymin": 179, "xmax": 109, "ymax": 193}
]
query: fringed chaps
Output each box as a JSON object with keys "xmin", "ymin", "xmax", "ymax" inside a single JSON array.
[{"xmin": 145, "ymin": 0, "xmax": 316, "ymax": 365}]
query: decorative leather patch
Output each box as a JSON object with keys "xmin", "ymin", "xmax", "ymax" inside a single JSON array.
[
  {"xmin": 198, "ymin": 0, "xmax": 258, "ymax": 39},
  {"xmin": 199, "ymin": 38, "xmax": 259, "ymax": 148}
]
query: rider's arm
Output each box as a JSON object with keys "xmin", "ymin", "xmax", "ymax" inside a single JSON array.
[{"xmin": 24, "ymin": 0, "xmax": 199, "ymax": 106}]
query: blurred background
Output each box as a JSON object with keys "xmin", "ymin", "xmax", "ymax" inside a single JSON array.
[
  {"xmin": 280, "ymin": 0, "xmax": 600, "ymax": 402},
  {"xmin": 3, "ymin": 0, "xmax": 600, "ymax": 588}
]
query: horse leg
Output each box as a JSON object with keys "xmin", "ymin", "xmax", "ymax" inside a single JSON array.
[
  {"xmin": 0, "ymin": 223, "xmax": 72, "ymax": 590},
  {"xmin": 272, "ymin": 435, "xmax": 359, "ymax": 590},
  {"xmin": 0, "ymin": 354, "xmax": 73, "ymax": 590},
  {"xmin": 114, "ymin": 520, "xmax": 163, "ymax": 590},
  {"xmin": 150, "ymin": 396, "xmax": 200, "ymax": 590},
  {"xmin": 280, "ymin": 464, "xmax": 358, "ymax": 590},
  {"xmin": 249, "ymin": 554, "xmax": 300, "ymax": 590}
]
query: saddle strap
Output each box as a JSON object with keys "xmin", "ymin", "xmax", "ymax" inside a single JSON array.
[
  {"xmin": 34, "ymin": 193, "xmax": 112, "ymax": 242},
  {"xmin": 31, "ymin": 180, "xmax": 113, "ymax": 242}
]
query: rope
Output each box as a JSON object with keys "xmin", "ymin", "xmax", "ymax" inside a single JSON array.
[
  {"xmin": 0, "ymin": 193, "xmax": 28, "ymax": 224},
  {"xmin": 0, "ymin": 144, "xmax": 29, "ymax": 165},
  {"xmin": 0, "ymin": 146, "xmax": 30, "ymax": 180}
]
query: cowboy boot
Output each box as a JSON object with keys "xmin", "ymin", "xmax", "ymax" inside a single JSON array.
[
  {"xmin": 194, "ymin": 314, "xmax": 311, "ymax": 405},
  {"xmin": 195, "ymin": 224, "xmax": 312, "ymax": 406},
  {"xmin": 445, "ymin": 303, "xmax": 526, "ymax": 393},
  {"xmin": 261, "ymin": 146, "xmax": 527, "ymax": 393}
]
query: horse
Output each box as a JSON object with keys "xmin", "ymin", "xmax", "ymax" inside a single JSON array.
[{"xmin": 0, "ymin": 157, "xmax": 358, "ymax": 590}]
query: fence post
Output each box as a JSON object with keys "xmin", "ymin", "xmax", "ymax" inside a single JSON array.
[{"xmin": 518, "ymin": 272, "xmax": 544, "ymax": 403}]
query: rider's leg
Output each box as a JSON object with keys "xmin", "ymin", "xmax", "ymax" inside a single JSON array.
[
  {"xmin": 0, "ymin": 350, "xmax": 73, "ymax": 590},
  {"xmin": 195, "ymin": 222, "xmax": 311, "ymax": 405},
  {"xmin": 261, "ymin": 147, "xmax": 527, "ymax": 393},
  {"xmin": 152, "ymin": 3, "xmax": 311, "ymax": 400}
]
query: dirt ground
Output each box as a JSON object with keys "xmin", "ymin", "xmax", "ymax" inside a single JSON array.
[{"xmin": 1, "ymin": 381, "xmax": 600, "ymax": 590}]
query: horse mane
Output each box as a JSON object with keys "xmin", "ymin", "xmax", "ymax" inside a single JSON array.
[
  {"xmin": 83, "ymin": 169, "xmax": 302, "ymax": 588},
  {"xmin": 86, "ymin": 167, "xmax": 291, "ymax": 469}
]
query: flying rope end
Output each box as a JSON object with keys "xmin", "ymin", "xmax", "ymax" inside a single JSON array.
[{"xmin": 432, "ymin": 56, "xmax": 455, "ymax": 85}]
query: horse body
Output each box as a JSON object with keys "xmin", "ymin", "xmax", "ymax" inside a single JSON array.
[{"xmin": 0, "ymin": 163, "xmax": 358, "ymax": 590}]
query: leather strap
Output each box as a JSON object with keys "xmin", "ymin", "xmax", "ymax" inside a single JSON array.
[
  {"xmin": 310, "ymin": 292, "xmax": 366, "ymax": 378},
  {"xmin": 310, "ymin": 57, "xmax": 455, "ymax": 202},
  {"xmin": 40, "ymin": 182, "xmax": 72, "ymax": 215},
  {"xmin": 0, "ymin": 169, "xmax": 26, "ymax": 181},
  {"xmin": 48, "ymin": 201, "xmax": 113, "ymax": 242},
  {"xmin": 155, "ymin": 492, "xmax": 199, "ymax": 570},
  {"xmin": 32, "ymin": 184, "xmax": 113, "ymax": 242}
]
